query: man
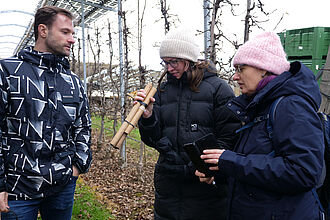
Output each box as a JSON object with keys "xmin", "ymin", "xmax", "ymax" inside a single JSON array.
[{"xmin": 0, "ymin": 6, "xmax": 92, "ymax": 220}]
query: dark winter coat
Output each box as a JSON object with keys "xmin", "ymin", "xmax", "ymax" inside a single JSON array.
[
  {"xmin": 138, "ymin": 68, "xmax": 240, "ymax": 220},
  {"xmin": 222, "ymin": 62, "xmax": 324, "ymax": 220},
  {"xmin": 0, "ymin": 47, "xmax": 92, "ymax": 200}
]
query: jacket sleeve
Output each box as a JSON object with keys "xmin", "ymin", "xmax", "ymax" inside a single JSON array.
[
  {"xmin": 138, "ymin": 90, "xmax": 162, "ymax": 148},
  {"xmin": 72, "ymin": 78, "xmax": 92, "ymax": 174},
  {"xmin": 214, "ymin": 80, "xmax": 241, "ymax": 150},
  {"xmin": 219, "ymin": 95, "xmax": 324, "ymax": 194},
  {"xmin": 0, "ymin": 62, "xmax": 8, "ymax": 192}
]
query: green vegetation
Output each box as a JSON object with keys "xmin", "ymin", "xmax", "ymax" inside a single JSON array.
[
  {"xmin": 72, "ymin": 178, "xmax": 115, "ymax": 220},
  {"xmin": 91, "ymin": 115, "xmax": 141, "ymax": 139},
  {"xmin": 37, "ymin": 178, "xmax": 115, "ymax": 220},
  {"xmin": 91, "ymin": 115, "xmax": 157, "ymax": 158},
  {"xmin": 46, "ymin": 115, "xmax": 156, "ymax": 220},
  {"xmin": 36, "ymin": 115, "xmax": 156, "ymax": 220}
]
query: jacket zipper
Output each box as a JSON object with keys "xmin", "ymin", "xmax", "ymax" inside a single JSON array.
[{"xmin": 176, "ymin": 81, "xmax": 182, "ymax": 151}]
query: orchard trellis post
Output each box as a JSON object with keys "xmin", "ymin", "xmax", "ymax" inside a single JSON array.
[
  {"xmin": 117, "ymin": 0, "xmax": 127, "ymax": 167},
  {"xmin": 203, "ymin": 0, "xmax": 211, "ymax": 60}
]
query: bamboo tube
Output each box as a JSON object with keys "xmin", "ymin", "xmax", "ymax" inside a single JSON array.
[
  {"xmin": 115, "ymin": 133, "xmax": 127, "ymax": 149},
  {"xmin": 125, "ymin": 87, "xmax": 157, "ymax": 134},
  {"xmin": 115, "ymin": 86, "xmax": 157, "ymax": 148},
  {"xmin": 110, "ymin": 83, "xmax": 153, "ymax": 147}
]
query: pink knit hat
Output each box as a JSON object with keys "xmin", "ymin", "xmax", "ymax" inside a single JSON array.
[{"xmin": 233, "ymin": 32, "xmax": 290, "ymax": 75}]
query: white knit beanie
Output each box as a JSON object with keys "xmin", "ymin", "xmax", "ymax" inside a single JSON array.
[{"xmin": 159, "ymin": 28, "xmax": 200, "ymax": 62}]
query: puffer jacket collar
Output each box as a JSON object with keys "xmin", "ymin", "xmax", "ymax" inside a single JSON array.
[{"xmin": 17, "ymin": 46, "xmax": 70, "ymax": 71}]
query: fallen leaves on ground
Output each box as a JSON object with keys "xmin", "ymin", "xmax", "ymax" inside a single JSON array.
[{"xmin": 81, "ymin": 132, "xmax": 157, "ymax": 220}]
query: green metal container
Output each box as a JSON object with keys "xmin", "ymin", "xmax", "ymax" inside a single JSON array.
[
  {"xmin": 278, "ymin": 32, "xmax": 286, "ymax": 50},
  {"xmin": 287, "ymin": 58, "xmax": 327, "ymax": 75},
  {"xmin": 279, "ymin": 27, "xmax": 330, "ymax": 75}
]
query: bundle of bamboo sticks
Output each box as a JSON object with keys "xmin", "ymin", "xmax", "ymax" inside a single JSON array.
[{"xmin": 110, "ymin": 82, "xmax": 157, "ymax": 148}]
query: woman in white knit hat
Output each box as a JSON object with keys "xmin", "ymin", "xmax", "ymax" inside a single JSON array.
[
  {"xmin": 196, "ymin": 32, "xmax": 324, "ymax": 219},
  {"xmin": 134, "ymin": 28, "xmax": 240, "ymax": 220}
]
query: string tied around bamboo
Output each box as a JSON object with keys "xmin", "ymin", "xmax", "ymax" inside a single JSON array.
[{"xmin": 110, "ymin": 82, "xmax": 157, "ymax": 149}]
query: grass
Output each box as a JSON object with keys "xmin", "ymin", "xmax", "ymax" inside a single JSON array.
[
  {"xmin": 46, "ymin": 115, "xmax": 154, "ymax": 220},
  {"xmin": 36, "ymin": 178, "xmax": 114, "ymax": 220},
  {"xmin": 36, "ymin": 115, "xmax": 152, "ymax": 219},
  {"xmin": 72, "ymin": 178, "xmax": 115, "ymax": 220},
  {"xmin": 91, "ymin": 115, "xmax": 158, "ymax": 159},
  {"xmin": 91, "ymin": 114, "xmax": 140, "ymax": 138}
]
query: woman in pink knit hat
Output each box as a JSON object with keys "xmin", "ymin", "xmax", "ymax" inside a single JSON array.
[{"xmin": 196, "ymin": 32, "xmax": 325, "ymax": 219}]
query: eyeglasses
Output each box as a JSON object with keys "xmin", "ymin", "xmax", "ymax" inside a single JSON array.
[
  {"xmin": 234, "ymin": 64, "xmax": 246, "ymax": 75},
  {"xmin": 160, "ymin": 59, "xmax": 181, "ymax": 69}
]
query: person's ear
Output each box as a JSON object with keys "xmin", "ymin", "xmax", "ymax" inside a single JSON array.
[
  {"xmin": 260, "ymin": 69, "xmax": 267, "ymax": 78},
  {"xmin": 38, "ymin": 24, "xmax": 48, "ymax": 39},
  {"xmin": 183, "ymin": 60, "xmax": 190, "ymax": 71}
]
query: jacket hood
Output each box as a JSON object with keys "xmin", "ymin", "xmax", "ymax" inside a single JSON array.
[
  {"xmin": 17, "ymin": 46, "xmax": 70, "ymax": 70},
  {"xmin": 242, "ymin": 61, "xmax": 321, "ymax": 112}
]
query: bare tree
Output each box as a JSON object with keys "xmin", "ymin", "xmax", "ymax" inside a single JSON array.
[
  {"xmin": 204, "ymin": 0, "xmax": 281, "ymax": 81},
  {"xmin": 77, "ymin": 38, "xmax": 81, "ymax": 78},
  {"xmin": 118, "ymin": 9, "xmax": 134, "ymax": 168},
  {"xmin": 87, "ymin": 32, "xmax": 98, "ymax": 99},
  {"xmin": 87, "ymin": 27, "xmax": 107, "ymax": 151},
  {"xmin": 157, "ymin": 0, "xmax": 182, "ymax": 34},
  {"xmin": 244, "ymin": 0, "xmax": 253, "ymax": 42},
  {"xmin": 70, "ymin": 44, "xmax": 76, "ymax": 73},
  {"xmin": 205, "ymin": 0, "xmax": 239, "ymax": 76},
  {"xmin": 138, "ymin": 0, "xmax": 147, "ymax": 88},
  {"xmin": 136, "ymin": 0, "xmax": 148, "ymax": 181},
  {"xmin": 243, "ymin": 0, "xmax": 276, "ymax": 42},
  {"xmin": 106, "ymin": 20, "xmax": 121, "ymax": 140},
  {"xmin": 95, "ymin": 28, "xmax": 106, "ymax": 151},
  {"xmin": 103, "ymin": 19, "xmax": 121, "ymax": 159},
  {"xmin": 70, "ymin": 38, "xmax": 83, "ymax": 79},
  {"xmin": 160, "ymin": 0, "xmax": 170, "ymax": 34}
]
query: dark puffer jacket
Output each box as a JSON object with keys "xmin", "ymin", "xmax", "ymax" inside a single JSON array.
[
  {"xmin": 222, "ymin": 62, "xmax": 324, "ymax": 220},
  {"xmin": 0, "ymin": 47, "xmax": 92, "ymax": 200},
  {"xmin": 139, "ymin": 69, "xmax": 240, "ymax": 220}
]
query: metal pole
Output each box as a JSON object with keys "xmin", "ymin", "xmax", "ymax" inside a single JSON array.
[
  {"xmin": 244, "ymin": 0, "xmax": 251, "ymax": 43},
  {"xmin": 81, "ymin": 0, "xmax": 87, "ymax": 90},
  {"xmin": 70, "ymin": 0, "xmax": 116, "ymax": 11},
  {"xmin": 203, "ymin": 0, "xmax": 211, "ymax": 60},
  {"xmin": 118, "ymin": 0, "xmax": 126, "ymax": 164}
]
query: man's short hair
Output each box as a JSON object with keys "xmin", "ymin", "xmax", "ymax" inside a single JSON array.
[{"xmin": 34, "ymin": 6, "xmax": 74, "ymax": 41}]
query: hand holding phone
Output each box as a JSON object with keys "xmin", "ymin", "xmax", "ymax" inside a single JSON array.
[
  {"xmin": 183, "ymin": 142, "xmax": 212, "ymax": 176},
  {"xmin": 183, "ymin": 133, "xmax": 219, "ymax": 177}
]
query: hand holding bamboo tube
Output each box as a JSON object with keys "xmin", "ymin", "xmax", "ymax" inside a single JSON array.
[{"xmin": 110, "ymin": 83, "xmax": 157, "ymax": 148}]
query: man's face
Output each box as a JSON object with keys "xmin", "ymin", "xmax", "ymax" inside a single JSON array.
[{"xmin": 44, "ymin": 14, "xmax": 75, "ymax": 56}]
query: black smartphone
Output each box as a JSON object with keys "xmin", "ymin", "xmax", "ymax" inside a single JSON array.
[
  {"xmin": 183, "ymin": 142, "xmax": 212, "ymax": 176},
  {"xmin": 195, "ymin": 133, "xmax": 219, "ymax": 151},
  {"xmin": 183, "ymin": 133, "xmax": 219, "ymax": 177}
]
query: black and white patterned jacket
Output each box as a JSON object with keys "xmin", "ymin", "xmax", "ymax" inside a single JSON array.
[{"xmin": 0, "ymin": 47, "xmax": 92, "ymax": 200}]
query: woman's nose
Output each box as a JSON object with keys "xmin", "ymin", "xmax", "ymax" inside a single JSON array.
[
  {"xmin": 232, "ymin": 72, "xmax": 240, "ymax": 81},
  {"xmin": 167, "ymin": 65, "xmax": 174, "ymax": 71}
]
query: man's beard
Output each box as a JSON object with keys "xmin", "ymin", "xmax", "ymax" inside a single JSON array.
[{"xmin": 45, "ymin": 39, "xmax": 69, "ymax": 56}]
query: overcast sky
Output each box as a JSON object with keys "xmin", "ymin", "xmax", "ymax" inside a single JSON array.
[
  {"xmin": 1, "ymin": 0, "xmax": 330, "ymax": 70},
  {"xmin": 0, "ymin": 0, "xmax": 39, "ymax": 58},
  {"xmin": 127, "ymin": 0, "xmax": 330, "ymax": 70}
]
